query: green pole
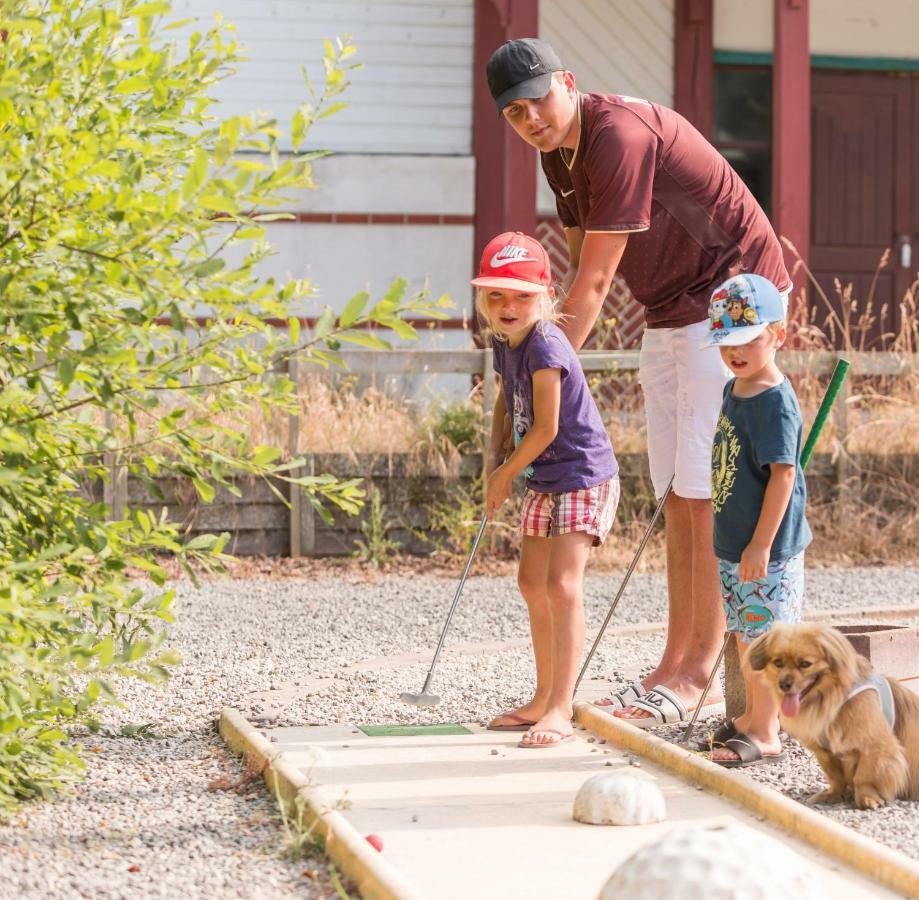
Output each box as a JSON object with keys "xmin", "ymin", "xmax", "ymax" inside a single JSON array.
[{"xmin": 800, "ymin": 358, "xmax": 850, "ymax": 470}]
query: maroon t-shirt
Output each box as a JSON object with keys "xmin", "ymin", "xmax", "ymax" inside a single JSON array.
[{"xmin": 541, "ymin": 92, "xmax": 790, "ymax": 329}]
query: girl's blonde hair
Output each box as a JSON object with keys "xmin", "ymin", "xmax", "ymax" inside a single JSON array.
[{"xmin": 474, "ymin": 287, "xmax": 562, "ymax": 342}]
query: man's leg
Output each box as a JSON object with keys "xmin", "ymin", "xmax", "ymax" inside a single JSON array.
[
  {"xmin": 616, "ymin": 495, "xmax": 724, "ymax": 718},
  {"xmin": 623, "ymin": 326, "xmax": 680, "ymax": 689},
  {"xmin": 617, "ymin": 321, "xmax": 728, "ymax": 719}
]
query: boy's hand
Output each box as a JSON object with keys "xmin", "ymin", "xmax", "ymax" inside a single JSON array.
[
  {"xmin": 739, "ymin": 542, "xmax": 769, "ymax": 583},
  {"xmin": 486, "ymin": 464, "xmax": 513, "ymax": 520}
]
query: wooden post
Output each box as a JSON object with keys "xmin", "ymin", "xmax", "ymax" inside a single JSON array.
[
  {"xmin": 832, "ymin": 356, "xmax": 854, "ymax": 497},
  {"xmin": 472, "ymin": 0, "xmax": 538, "ymax": 337},
  {"xmin": 288, "ymin": 353, "xmax": 301, "ymax": 557},
  {"xmin": 103, "ymin": 410, "xmax": 127, "ymax": 521},
  {"xmin": 673, "ymin": 0, "xmax": 714, "ymax": 138},
  {"xmin": 724, "ymin": 636, "xmax": 746, "ymax": 721},
  {"xmin": 300, "ymin": 454, "xmax": 316, "ymax": 555},
  {"xmin": 772, "ymin": 0, "xmax": 811, "ymax": 305}
]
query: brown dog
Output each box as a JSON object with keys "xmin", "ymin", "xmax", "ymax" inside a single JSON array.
[{"xmin": 748, "ymin": 623, "xmax": 919, "ymax": 809}]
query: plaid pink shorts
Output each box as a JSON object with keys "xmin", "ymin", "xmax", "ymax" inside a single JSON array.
[{"xmin": 520, "ymin": 476, "xmax": 620, "ymax": 546}]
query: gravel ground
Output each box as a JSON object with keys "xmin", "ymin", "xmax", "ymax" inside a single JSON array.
[{"xmin": 1, "ymin": 566, "xmax": 917, "ymax": 898}]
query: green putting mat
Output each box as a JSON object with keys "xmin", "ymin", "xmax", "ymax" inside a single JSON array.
[{"xmin": 358, "ymin": 724, "xmax": 472, "ymax": 737}]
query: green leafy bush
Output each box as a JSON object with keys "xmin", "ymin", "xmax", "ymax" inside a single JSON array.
[
  {"xmin": 429, "ymin": 399, "xmax": 482, "ymax": 451},
  {"xmin": 0, "ymin": 0, "xmax": 449, "ymax": 812}
]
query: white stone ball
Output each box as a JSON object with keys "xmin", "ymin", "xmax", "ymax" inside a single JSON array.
[
  {"xmin": 598, "ymin": 821, "xmax": 827, "ymax": 900},
  {"xmin": 573, "ymin": 770, "xmax": 666, "ymax": 826}
]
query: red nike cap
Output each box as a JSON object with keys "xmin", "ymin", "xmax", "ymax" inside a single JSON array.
[{"xmin": 471, "ymin": 232, "xmax": 553, "ymax": 293}]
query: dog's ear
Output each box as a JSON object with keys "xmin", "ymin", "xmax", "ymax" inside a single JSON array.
[
  {"xmin": 746, "ymin": 633, "xmax": 772, "ymax": 671},
  {"xmin": 815, "ymin": 627, "xmax": 858, "ymax": 676}
]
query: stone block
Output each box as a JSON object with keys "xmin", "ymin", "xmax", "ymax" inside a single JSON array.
[{"xmin": 836, "ymin": 624, "xmax": 919, "ymax": 680}]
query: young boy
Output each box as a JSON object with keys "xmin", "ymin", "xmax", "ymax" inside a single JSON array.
[{"xmin": 701, "ymin": 274, "xmax": 812, "ymax": 767}]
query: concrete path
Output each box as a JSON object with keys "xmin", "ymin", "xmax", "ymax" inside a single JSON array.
[{"xmin": 264, "ymin": 720, "xmax": 900, "ymax": 899}]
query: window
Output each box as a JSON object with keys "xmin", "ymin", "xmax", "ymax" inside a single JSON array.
[{"xmin": 713, "ymin": 66, "xmax": 772, "ymax": 217}]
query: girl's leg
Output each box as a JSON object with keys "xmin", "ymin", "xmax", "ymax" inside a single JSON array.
[
  {"xmin": 522, "ymin": 531, "xmax": 593, "ymax": 746},
  {"xmin": 711, "ymin": 635, "xmax": 782, "ymax": 761},
  {"xmin": 489, "ymin": 534, "xmax": 552, "ymax": 726}
]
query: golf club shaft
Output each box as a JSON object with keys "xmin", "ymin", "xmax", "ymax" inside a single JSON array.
[
  {"xmin": 573, "ymin": 476, "xmax": 673, "ymax": 693},
  {"xmin": 680, "ymin": 358, "xmax": 850, "ymax": 746},
  {"xmin": 417, "ymin": 513, "xmax": 488, "ymax": 695}
]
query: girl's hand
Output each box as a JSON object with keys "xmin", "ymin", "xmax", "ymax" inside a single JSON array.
[
  {"xmin": 486, "ymin": 464, "xmax": 512, "ymax": 520},
  {"xmin": 739, "ymin": 542, "xmax": 769, "ymax": 583}
]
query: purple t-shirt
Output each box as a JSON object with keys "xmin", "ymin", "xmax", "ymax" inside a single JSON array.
[{"xmin": 492, "ymin": 321, "xmax": 616, "ymax": 493}]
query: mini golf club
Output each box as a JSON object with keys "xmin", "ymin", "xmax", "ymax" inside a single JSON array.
[
  {"xmin": 400, "ymin": 513, "xmax": 488, "ymax": 707},
  {"xmin": 574, "ymin": 475, "xmax": 674, "ymax": 694}
]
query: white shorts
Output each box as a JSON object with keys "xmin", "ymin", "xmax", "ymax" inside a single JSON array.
[
  {"xmin": 638, "ymin": 293, "xmax": 789, "ymax": 500},
  {"xmin": 639, "ymin": 319, "xmax": 730, "ymax": 500}
]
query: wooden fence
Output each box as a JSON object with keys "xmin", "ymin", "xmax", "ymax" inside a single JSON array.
[{"xmin": 104, "ymin": 348, "xmax": 918, "ymax": 556}]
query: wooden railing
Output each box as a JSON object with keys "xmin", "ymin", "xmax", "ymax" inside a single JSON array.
[
  {"xmin": 99, "ymin": 347, "xmax": 918, "ymax": 553},
  {"xmin": 279, "ymin": 348, "xmax": 917, "ymax": 556}
]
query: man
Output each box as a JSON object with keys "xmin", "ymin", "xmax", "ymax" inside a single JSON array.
[{"xmin": 485, "ymin": 38, "xmax": 790, "ymax": 725}]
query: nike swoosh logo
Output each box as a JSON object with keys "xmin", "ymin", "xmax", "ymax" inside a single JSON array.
[
  {"xmin": 561, "ymin": 188, "xmax": 575, "ymax": 197},
  {"xmin": 490, "ymin": 253, "xmax": 534, "ymax": 267},
  {"xmin": 529, "ymin": 63, "xmax": 540, "ymax": 70}
]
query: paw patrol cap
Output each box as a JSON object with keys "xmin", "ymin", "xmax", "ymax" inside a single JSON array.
[{"xmin": 702, "ymin": 274, "xmax": 786, "ymax": 348}]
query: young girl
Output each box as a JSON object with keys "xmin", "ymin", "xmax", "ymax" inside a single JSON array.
[{"xmin": 474, "ymin": 232, "xmax": 620, "ymax": 749}]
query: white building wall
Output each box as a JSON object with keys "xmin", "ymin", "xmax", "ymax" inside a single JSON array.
[
  {"xmin": 715, "ymin": 0, "xmax": 919, "ymax": 58},
  {"xmin": 538, "ymin": 0, "xmax": 675, "ymax": 213},
  {"xmin": 292, "ymin": 155, "xmax": 474, "ymax": 216},
  {"xmin": 171, "ymin": 1, "xmax": 477, "ymax": 353},
  {"xmin": 172, "ymin": 0, "xmax": 474, "ymax": 154}
]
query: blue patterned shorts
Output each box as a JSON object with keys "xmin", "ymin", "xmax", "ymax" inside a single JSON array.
[{"xmin": 719, "ymin": 552, "xmax": 805, "ymax": 641}]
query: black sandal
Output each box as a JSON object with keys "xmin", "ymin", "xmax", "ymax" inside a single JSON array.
[
  {"xmin": 712, "ymin": 731, "xmax": 784, "ymax": 768},
  {"xmin": 693, "ymin": 718, "xmax": 736, "ymax": 751}
]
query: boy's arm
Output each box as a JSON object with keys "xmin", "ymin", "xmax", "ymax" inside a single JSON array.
[
  {"xmin": 486, "ymin": 368, "xmax": 561, "ymax": 519},
  {"xmin": 739, "ymin": 463, "xmax": 796, "ymax": 582}
]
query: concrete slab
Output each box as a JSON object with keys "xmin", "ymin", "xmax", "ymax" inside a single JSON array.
[{"xmin": 265, "ymin": 722, "xmax": 900, "ymax": 900}]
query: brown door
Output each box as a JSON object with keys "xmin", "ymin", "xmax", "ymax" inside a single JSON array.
[{"xmin": 810, "ymin": 71, "xmax": 917, "ymax": 348}]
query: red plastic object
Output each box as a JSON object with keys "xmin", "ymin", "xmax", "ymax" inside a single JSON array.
[{"xmin": 365, "ymin": 834, "xmax": 383, "ymax": 852}]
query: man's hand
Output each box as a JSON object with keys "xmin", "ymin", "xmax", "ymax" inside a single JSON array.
[
  {"xmin": 739, "ymin": 542, "xmax": 770, "ymax": 583},
  {"xmin": 486, "ymin": 463, "xmax": 513, "ymax": 520}
]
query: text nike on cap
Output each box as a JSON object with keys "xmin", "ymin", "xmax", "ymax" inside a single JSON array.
[{"xmin": 471, "ymin": 232, "xmax": 553, "ymax": 293}]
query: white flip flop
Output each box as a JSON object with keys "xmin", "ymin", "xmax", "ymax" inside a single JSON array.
[
  {"xmin": 620, "ymin": 684, "xmax": 725, "ymax": 730},
  {"xmin": 594, "ymin": 678, "xmax": 645, "ymax": 711}
]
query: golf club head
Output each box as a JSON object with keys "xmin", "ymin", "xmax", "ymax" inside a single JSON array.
[{"xmin": 399, "ymin": 691, "xmax": 440, "ymax": 707}]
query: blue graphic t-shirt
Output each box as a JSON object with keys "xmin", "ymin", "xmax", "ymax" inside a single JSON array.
[
  {"xmin": 711, "ymin": 377, "xmax": 812, "ymax": 563},
  {"xmin": 492, "ymin": 321, "xmax": 616, "ymax": 493}
]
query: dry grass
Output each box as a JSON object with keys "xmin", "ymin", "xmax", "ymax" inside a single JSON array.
[{"xmin": 111, "ymin": 256, "xmax": 917, "ymax": 567}]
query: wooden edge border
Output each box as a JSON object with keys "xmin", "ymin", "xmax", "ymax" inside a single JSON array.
[
  {"xmin": 219, "ymin": 707, "xmax": 424, "ymax": 900},
  {"xmin": 574, "ymin": 702, "xmax": 919, "ymax": 899}
]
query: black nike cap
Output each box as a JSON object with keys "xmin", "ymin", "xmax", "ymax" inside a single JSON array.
[{"xmin": 486, "ymin": 38, "xmax": 564, "ymax": 115}]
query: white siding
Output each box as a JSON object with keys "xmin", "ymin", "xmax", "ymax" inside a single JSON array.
[
  {"xmin": 715, "ymin": 0, "xmax": 919, "ymax": 59},
  {"xmin": 538, "ymin": 0, "xmax": 674, "ymax": 213},
  {"xmin": 171, "ymin": 0, "xmax": 474, "ymax": 154},
  {"xmin": 285, "ymin": 155, "xmax": 474, "ymax": 215},
  {"xmin": 243, "ymin": 222, "xmax": 474, "ymax": 318},
  {"xmin": 714, "ymin": 0, "xmax": 772, "ymax": 52},
  {"xmin": 540, "ymin": 0, "xmax": 674, "ymax": 102}
]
